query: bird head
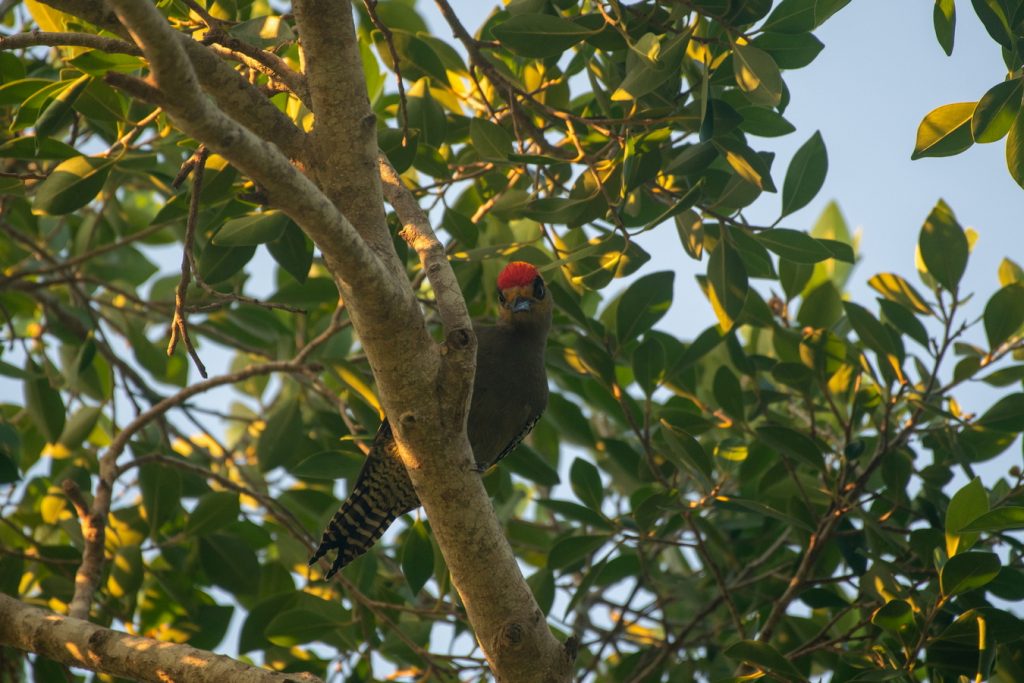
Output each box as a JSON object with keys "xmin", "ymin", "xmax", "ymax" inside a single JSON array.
[{"xmin": 496, "ymin": 261, "xmax": 553, "ymax": 329}]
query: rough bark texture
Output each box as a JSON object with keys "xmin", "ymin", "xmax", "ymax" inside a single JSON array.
[{"xmin": 0, "ymin": 594, "xmax": 323, "ymax": 683}]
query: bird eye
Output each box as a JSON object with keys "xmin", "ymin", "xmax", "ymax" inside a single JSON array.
[
  {"xmin": 533, "ymin": 276, "xmax": 546, "ymax": 300},
  {"xmin": 498, "ymin": 290, "xmax": 507, "ymax": 304}
]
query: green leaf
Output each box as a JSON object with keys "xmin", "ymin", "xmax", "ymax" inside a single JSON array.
[
  {"xmin": 406, "ymin": 79, "xmax": 446, "ymax": 148},
  {"xmin": 712, "ymin": 366, "xmax": 744, "ymax": 421},
  {"xmin": 1007, "ymin": 107, "xmax": 1024, "ymax": 190},
  {"xmin": 962, "ymin": 507, "xmax": 1024, "ymax": 533},
  {"xmin": 878, "ymin": 299, "xmax": 929, "ymax": 346},
  {"xmin": 470, "ymin": 118, "xmax": 512, "ymax": 161},
  {"xmin": 615, "ymin": 271, "xmax": 675, "ymax": 342},
  {"xmin": 933, "ymin": 0, "xmax": 956, "ymax": 55},
  {"xmin": 611, "ymin": 32, "xmax": 690, "ymax": 101},
  {"xmin": 657, "ymin": 420, "xmax": 714, "ymax": 485},
  {"xmin": 762, "ymin": 0, "xmax": 851, "ymax": 33},
  {"xmin": 213, "ymin": 212, "xmax": 290, "ymax": 246},
  {"xmin": 58, "ymin": 405, "xmax": 101, "ymax": 449},
  {"xmin": 24, "ymin": 360, "xmax": 65, "ymax": 443},
  {"xmin": 757, "ymin": 228, "xmax": 832, "ymax": 264},
  {"xmin": 200, "ymin": 533, "xmax": 260, "ymax": 595},
  {"xmin": 843, "ymin": 301, "xmax": 898, "ymax": 357},
  {"xmin": 752, "ymin": 31, "xmax": 824, "ymax": 69},
  {"xmin": 919, "ymin": 200, "xmax": 968, "ymax": 292},
  {"xmin": 139, "ymin": 461, "xmax": 182, "ymax": 535},
  {"xmin": 492, "ymin": 14, "xmax": 595, "ymax": 58},
  {"xmin": 946, "ymin": 477, "xmax": 988, "ymax": 556},
  {"xmin": 674, "ymin": 209, "xmax": 703, "ymax": 260},
  {"xmin": 34, "ymin": 74, "xmax": 90, "ymax": 138},
  {"xmin": 971, "ymin": 0, "xmax": 1014, "ymax": 50},
  {"xmin": 0, "ymin": 135, "xmax": 77, "ymax": 160},
  {"xmin": 570, "ymin": 457, "xmax": 604, "ymax": 511},
  {"xmin": 526, "ymin": 570, "xmax": 555, "ymax": 613},
  {"xmin": 912, "ymin": 102, "xmax": 975, "ymax": 159},
  {"xmin": 401, "ymin": 521, "xmax": 434, "ymax": 595},
  {"xmin": 714, "ymin": 137, "xmax": 776, "ymax": 191},
  {"xmin": 940, "ymin": 551, "xmax": 1001, "ymax": 596},
  {"xmin": 548, "ymin": 534, "xmax": 609, "ymax": 570},
  {"xmin": 265, "ymin": 602, "xmax": 349, "ymax": 647},
  {"xmin": 0, "ymin": 424, "xmax": 20, "ymax": 484},
  {"xmin": 868, "ymin": 272, "xmax": 933, "ymax": 315},
  {"xmin": 256, "ymin": 399, "xmax": 304, "ymax": 471},
  {"xmin": 187, "ymin": 491, "xmax": 240, "ymax": 536},
  {"xmin": 976, "ymin": 393, "xmax": 1024, "ymax": 432},
  {"xmin": 984, "ymin": 282, "xmax": 1024, "ymax": 349},
  {"xmin": 707, "ymin": 238, "xmax": 748, "ymax": 331},
  {"xmin": 732, "ymin": 44, "xmax": 783, "ymax": 107},
  {"xmin": 198, "ymin": 243, "xmax": 256, "ymax": 284},
  {"xmin": 725, "ymin": 640, "xmax": 807, "ymax": 680},
  {"xmin": 872, "ymin": 599, "xmax": 915, "ymax": 632},
  {"xmin": 632, "ymin": 336, "xmax": 664, "ymax": 396},
  {"xmin": 780, "ymin": 130, "xmax": 827, "ymax": 218},
  {"xmin": 972, "ymin": 78, "xmax": 1022, "ymax": 143},
  {"xmin": 33, "ymin": 155, "xmax": 112, "ymax": 215},
  {"xmin": 268, "ymin": 222, "xmax": 313, "ymax": 284},
  {"xmin": 755, "ymin": 424, "xmax": 823, "ymax": 469}
]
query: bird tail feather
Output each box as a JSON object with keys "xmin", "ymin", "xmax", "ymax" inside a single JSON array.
[{"xmin": 307, "ymin": 473, "xmax": 395, "ymax": 581}]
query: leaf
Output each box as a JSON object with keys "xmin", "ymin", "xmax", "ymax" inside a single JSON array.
[
  {"xmin": 919, "ymin": 200, "xmax": 968, "ymax": 292},
  {"xmin": 470, "ymin": 118, "xmax": 512, "ymax": 161},
  {"xmin": 732, "ymin": 43, "xmax": 783, "ymax": 107},
  {"xmin": 187, "ymin": 491, "xmax": 240, "ymax": 536},
  {"xmin": 615, "ymin": 271, "xmax": 674, "ymax": 342},
  {"xmin": 256, "ymin": 399, "xmax": 304, "ymax": 471},
  {"xmin": 197, "ymin": 243, "xmax": 256, "ymax": 285},
  {"xmin": 213, "ymin": 212, "xmax": 290, "ymax": 246},
  {"xmin": 780, "ymin": 130, "xmax": 827, "ymax": 217},
  {"xmin": 1008, "ymin": 107, "xmax": 1024, "ymax": 190},
  {"xmin": 0, "ymin": 424, "xmax": 20, "ymax": 484},
  {"xmin": 912, "ymin": 102, "xmax": 975, "ymax": 159},
  {"xmin": 24, "ymin": 360, "xmax": 65, "ymax": 443},
  {"xmin": 657, "ymin": 420, "xmax": 714, "ymax": 485},
  {"xmin": 933, "ymin": 0, "xmax": 956, "ymax": 55},
  {"xmin": 265, "ymin": 601, "xmax": 350, "ymax": 647},
  {"xmin": 632, "ymin": 336, "xmax": 664, "ymax": 396},
  {"xmin": 268, "ymin": 222, "xmax": 313, "ymax": 284},
  {"xmin": 570, "ymin": 457, "xmax": 604, "ymax": 511},
  {"xmin": 878, "ymin": 299, "xmax": 929, "ymax": 346},
  {"xmin": 976, "ymin": 393, "xmax": 1024, "ymax": 432},
  {"xmin": 972, "ymin": 78, "xmax": 1022, "ymax": 143},
  {"xmin": 962, "ymin": 507, "xmax": 1024, "ymax": 533},
  {"xmin": 611, "ymin": 32, "xmax": 689, "ymax": 101},
  {"xmin": 199, "ymin": 533, "xmax": 260, "ymax": 595},
  {"xmin": 757, "ymin": 228, "xmax": 833, "ymax": 264},
  {"xmin": 58, "ymin": 405, "xmax": 101, "ymax": 448},
  {"xmin": 984, "ymin": 282, "xmax": 1024, "ymax": 349},
  {"xmin": 971, "ymin": 0, "xmax": 1014, "ymax": 50},
  {"xmin": 139, "ymin": 461, "xmax": 182, "ymax": 535},
  {"xmin": 868, "ymin": 272, "xmax": 933, "ymax": 315},
  {"xmin": 725, "ymin": 640, "xmax": 807, "ymax": 680},
  {"xmin": 706, "ymin": 238, "xmax": 748, "ymax": 331},
  {"xmin": 526, "ymin": 570, "xmax": 555, "ymax": 613},
  {"xmin": 401, "ymin": 521, "xmax": 434, "ymax": 594},
  {"xmin": 844, "ymin": 301, "xmax": 898, "ymax": 357},
  {"xmin": 940, "ymin": 551, "xmax": 1000, "ymax": 596},
  {"xmin": 946, "ymin": 478, "xmax": 988, "ymax": 556},
  {"xmin": 712, "ymin": 366, "xmax": 744, "ymax": 421},
  {"xmin": 549, "ymin": 534, "xmax": 609, "ymax": 570},
  {"xmin": 33, "ymin": 155, "xmax": 112, "ymax": 215},
  {"xmin": 752, "ymin": 31, "xmax": 824, "ymax": 69},
  {"xmin": 714, "ymin": 137, "xmax": 776, "ymax": 191},
  {"xmin": 756, "ymin": 424, "xmax": 823, "ymax": 469},
  {"xmin": 492, "ymin": 14, "xmax": 595, "ymax": 58},
  {"xmin": 674, "ymin": 209, "xmax": 703, "ymax": 260},
  {"xmin": 762, "ymin": 0, "xmax": 851, "ymax": 33},
  {"xmin": 872, "ymin": 600, "xmax": 914, "ymax": 632}
]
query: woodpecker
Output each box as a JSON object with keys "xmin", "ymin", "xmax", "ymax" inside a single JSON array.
[{"xmin": 310, "ymin": 261, "xmax": 553, "ymax": 578}]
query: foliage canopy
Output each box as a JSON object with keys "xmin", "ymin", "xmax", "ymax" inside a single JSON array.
[{"xmin": 1, "ymin": 0, "xmax": 1023, "ymax": 681}]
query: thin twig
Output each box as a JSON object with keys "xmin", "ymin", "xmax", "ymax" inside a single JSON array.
[
  {"xmin": 363, "ymin": 0, "xmax": 408, "ymax": 139},
  {"xmin": 167, "ymin": 146, "xmax": 209, "ymax": 378}
]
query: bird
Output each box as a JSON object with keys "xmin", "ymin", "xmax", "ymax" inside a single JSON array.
[{"xmin": 309, "ymin": 261, "xmax": 553, "ymax": 578}]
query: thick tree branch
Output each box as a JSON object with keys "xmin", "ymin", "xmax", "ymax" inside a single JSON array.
[
  {"xmin": 292, "ymin": 0, "xmax": 398, "ymax": 271},
  {"xmin": 0, "ymin": 594, "xmax": 323, "ymax": 683}
]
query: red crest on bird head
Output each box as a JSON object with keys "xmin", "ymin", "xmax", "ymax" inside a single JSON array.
[{"xmin": 497, "ymin": 261, "xmax": 539, "ymax": 290}]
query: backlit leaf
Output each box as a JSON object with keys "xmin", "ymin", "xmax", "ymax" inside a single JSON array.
[
  {"xmin": 912, "ymin": 102, "xmax": 975, "ymax": 159},
  {"xmin": 780, "ymin": 130, "xmax": 827, "ymax": 218}
]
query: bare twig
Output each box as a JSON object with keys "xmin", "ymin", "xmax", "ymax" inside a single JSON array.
[
  {"xmin": 167, "ymin": 145, "xmax": 209, "ymax": 378},
  {"xmin": 362, "ymin": 0, "xmax": 408, "ymax": 139}
]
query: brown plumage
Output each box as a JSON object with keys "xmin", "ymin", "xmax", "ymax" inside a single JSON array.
[{"xmin": 310, "ymin": 262, "xmax": 553, "ymax": 578}]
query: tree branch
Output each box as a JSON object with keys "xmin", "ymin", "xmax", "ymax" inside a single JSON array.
[{"xmin": 0, "ymin": 594, "xmax": 323, "ymax": 683}]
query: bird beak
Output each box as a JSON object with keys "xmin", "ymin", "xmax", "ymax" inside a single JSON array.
[{"xmin": 512, "ymin": 297, "xmax": 532, "ymax": 313}]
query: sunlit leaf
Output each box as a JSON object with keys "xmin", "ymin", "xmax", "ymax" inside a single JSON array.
[{"xmin": 912, "ymin": 102, "xmax": 975, "ymax": 159}]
